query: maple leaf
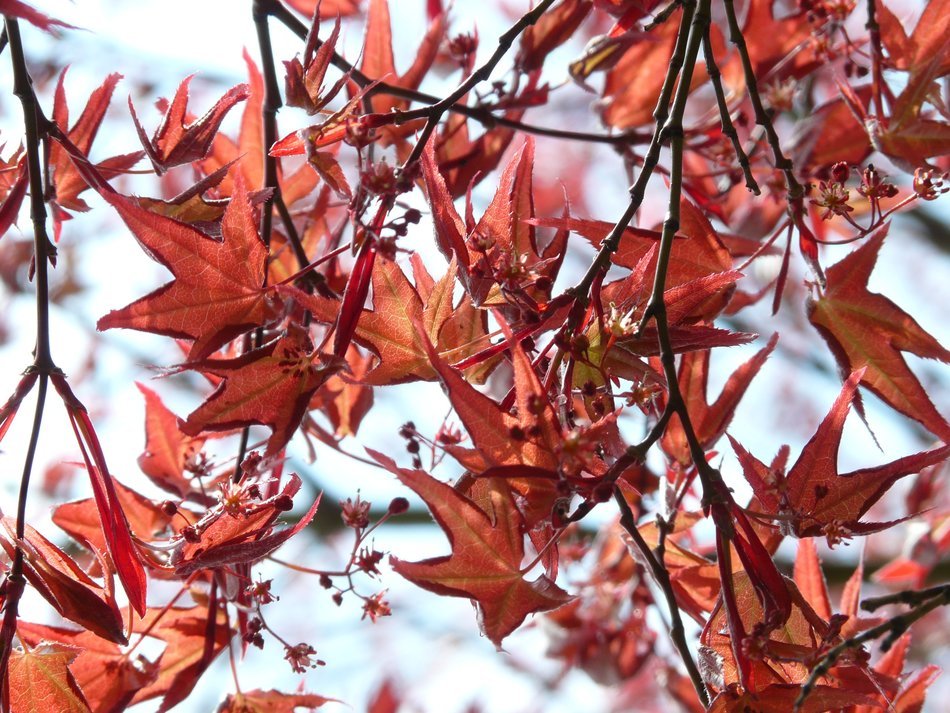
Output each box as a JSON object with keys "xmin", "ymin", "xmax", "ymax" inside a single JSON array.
[
  {"xmin": 170, "ymin": 474, "xmax": 321, "ymax": 576},
  {"xmin": 731, "ymin": 371, "xmax": 950, "ymax": 542},
  {"xmin": 660, "ymin": 334, "xmax": 777, "ymax": 466},
  {"xmin": 535, "ymin": 197, "xmax": 733, "ymax": 313},
  {"xmin": 297, "ymin": 256, "xmax": 490, "ymax": 385},
  {"xmin": 131, "ymin": 605, "xmax": 232, "ymax": 712},
  {"xmin": 97, "ymin": 176, "xmax": 286, "ymax": 361},
  {"xmin": 284, "ymin": 14, "xmax": 346, "ymax": 116},
  {"xmin": 422, "ymin": 137, "xmax": 569, "ymax": 307},
  {"xmin": 136, "ymin": 383, "xmax": 209, "ymax": 501},
  {"xmin": 218, "ymin": 689, "xmax": 335, "ymax": 712},
  {"xmin": 129, "ymin": 76, "xmax": 249, "ymax": 174},
  {"xmin": 5, "ymin": 643, "xmax": 91, "ymax": 713},
  {"xmin": 807, "ymin": 225, "xmax": 950, "ymax": 441},
  {"xmin": 517, "ymin": 0, "xmax": 592, "ymax": 71},
  {"xmin": 372, "ymin": 451, "xmax": 572, "ymax": 647},
  {"xmin": 48, "ymin": 70, "xmax": 143, "ymax": 215},
  {"xmin": 181, "ymin": 327, "xmax": 343, "ymax": 455},
  {"xmin": 16, "ymin": 621, "xmax": 158, "ymax": 713}
]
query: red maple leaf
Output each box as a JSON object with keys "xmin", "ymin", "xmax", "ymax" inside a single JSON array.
[
  {"xmin": 373, "ymin": 451, "xmax": 572, "ymax": 647},
  {"xmin": 136, "ymin": 383, "xmax": 209, "ymax": 501},
  {"xmin": 48, "ymin": 70, "xmax": 143, "ymax": 216},
  {"xmin": 807, "ymin": 225, "xmax": 950, "ymax": 441},
  {"xmin": 731, "ymin": 371, "xmax": 950, "ymax": 543},
  {"xmin": 129, "ymin": 76, "xmax": 249, "ymax": 174},
  {"xmin": 98, "ymin": 176, "xmax": 287, "ymax": 360},
  {"xmin": 181, "ymin": 327, "xmax": 343, "ymax": 454},
  {"xmin": 0, "ymin": 518, "xmax": 126, "ymax": 644},
  {"xmin": 16, "ymin": 621, "xmax": 158, "ymax": 712},
  {"xmin": 218, "ymin": 689, "xmax": 335, "ymax": 712}
]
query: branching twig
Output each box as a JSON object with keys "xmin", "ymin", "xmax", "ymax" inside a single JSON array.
[
  {"xmin": 0, "ymin": 15, "xmax": 60, "ymax": 684},
  {"xmin": 262, "ymin": 0, "xmax": 648, "ymax": 147},
  {"xmin": 701, "ymin": 24, "xmax": 759, "ymax": 194},
  {"xmin": 795, "ymin": 584, "xmax": 950, "ymax": 710}
]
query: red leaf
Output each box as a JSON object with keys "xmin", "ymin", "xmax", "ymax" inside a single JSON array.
[
  {"xmin": 51, "ymin": 374, "xmax": 148, "ymax": 616},
  {"xmin": 731, "ymin": 371, "xmax": 950, "ymax": 542},
  {"xmin": 0, "ymin": 519, "xmax": 126, "ymax": 644},
  {"xmin": 129, "ymin": 77, "xmax": 249, "ymax": 174},
  {"xmin": 53, "ymin": 479, "xmax": 174, "ymax": 557},
  {"xmin": 171, "ymin": 476, "xmax": 320, "ymax": 576},
  {"xmin": 131, "ymin": 604, "xmax": 232, "ymax": 711},
  {"xmin": 16, "ymin": 622, "xmax": 158, "ymax": 713},
  {"xmin": 136, "ymin": 383, "xmax": 208, "ymax": 500},
  {"xmin": 5, "ymin": 643, "xmax": 91, "ymax": 713},
  {"xmin": 218, "ymin": 689, "xmax": 335, "ymax": 712},
  {"xmin": 807, "ymin": 225, "xmax": 950, "ymax": 441},
  {"xmin": 297, "ymin": 257, "xmax": 491, "ymax": 385},
  {"xmin": 0, "ymin": 1, "xmax": 77, "ymax": 33},
  {"xmin": 372, "ymin": 451, "xmax": 572, "ymax": 647},
  {"xmin": 97, "ymin": 176, "xmax": 285, "ymax": 360},
  {"xmin": 661, "ymin": 334, "xmax": 777, "ymax": 465},
  {"xmin": 181, "ymin": 327, "xmax": 343, "ymax": 454},
  {"xmin": 792, "ymin": 538, "xmax": 832, "ymax": 621},
  {"xmin": 49, "ymin": 70, "xmax": 143, "ymax": 213},
  {"xmin": 332, "ymin": 236, "xmax": 377, "ymax": 356},
  {"xmin": 283, "ymin": 0, "xmax": 361, "ymax": 17}
]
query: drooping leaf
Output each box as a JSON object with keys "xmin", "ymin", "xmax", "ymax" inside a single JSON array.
[
  {"xmin": 51, "ymin": 374, "xmax": 148, "ymax": 616},
  {"xmin": 372, "ymin": 451, "xmax": 572, "ymax": 647},
  {"xmin": 0, "ymin": 519, "xmax": 126, "ymax": 644},
  {"xmin": 807, "ymin": 225, "xmax": 950, "ymax": 441},
  {"xmin": 98, "ymin": 176, "xmax": 286, "ymax": 360},
  {"xmin": 731, "ymin": 371, "xmax": 950, "ymax": 542}
]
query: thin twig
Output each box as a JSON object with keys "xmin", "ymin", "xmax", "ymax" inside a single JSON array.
[
  {"xmin": 397, "ymin": 0, "xmax": 560, "ymax": 172},
  {"xmin": 262, "ymin": 0, "xmax": 647, "ymax": 147},
  {"xmin": 614, "ymin": 489, "xmax": 709, "ymax": 707},
  {"xmin": 701, "ymin": 24, "xmax": 759, "ymax": 193},
  {"xmin": 865, "ymin": 0, "xmax": 886, "ymax": 119},
  {"xmin": 795, "ymin": 584, "xmax": 950, "ymax": 710},
  {"xmin": 0, "ymin": 15, "xmax": 60, "ymax": 684}
]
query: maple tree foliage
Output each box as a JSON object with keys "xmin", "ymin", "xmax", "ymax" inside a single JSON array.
[{"xmin": 0, "ymin": 0, "xmax": 948, "ymax": 711}]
